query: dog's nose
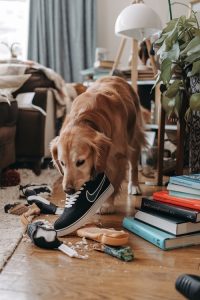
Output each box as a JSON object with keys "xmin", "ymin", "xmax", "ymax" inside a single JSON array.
[{"xmin": 64, "ymin": 187, "xmax": 76, "ymax": 195}]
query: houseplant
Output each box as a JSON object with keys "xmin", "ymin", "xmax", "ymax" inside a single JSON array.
[{"xmin": 155, "ymin": 12, "xmax": 200, "ymax": 172}]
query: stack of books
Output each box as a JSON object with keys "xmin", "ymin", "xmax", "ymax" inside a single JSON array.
[
  {"xmin": 93, "ymin": 60, "xmax": 114, "ymax": 69},
  {"xmin": 138, "ymin": 67, "xmax": 155, "ymax": 81},
  {"xmin": 80, "ymin": 66, "xmax": 110, "ymax": 81},
  {"xmin": 123, "ymin": 174, "xmax": 200, "ymax": 250},
  {"xmin": 167, "ymin": 174, "xmax": 200, "ymax": 200},
  {"xmin": 119, "ymin": 66, "xmax": 154, "ymax": 81},
  {"xmin": 93, "ymin": 60, "xmax": 114, "ymax": 80}
]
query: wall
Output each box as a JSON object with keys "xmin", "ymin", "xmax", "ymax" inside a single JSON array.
[{"xmin": 96, "ymin": 0, "xmax": 190, "ymax": 67}]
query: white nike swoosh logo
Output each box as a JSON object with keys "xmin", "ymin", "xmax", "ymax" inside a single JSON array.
[{"xmin": 86, "ymin": 175, "xmax": 106, "ymax": 203}]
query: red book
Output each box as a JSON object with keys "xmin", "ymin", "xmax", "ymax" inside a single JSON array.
[{"xmin": 153, "ymin": 190, "xmax": 200, "ymax": 210}]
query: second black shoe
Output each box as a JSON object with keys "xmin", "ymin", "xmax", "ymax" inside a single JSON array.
[
  {"xmin": 54, "ymin": 173, "xmax": 114, "ymax": 237},
  {"xmin": 20, "ymin": 183, "xmax": 52, "ymax": 198},
  {"xmin": 26, "ymin": 190, "xmax": 63, "ymax": 215}
]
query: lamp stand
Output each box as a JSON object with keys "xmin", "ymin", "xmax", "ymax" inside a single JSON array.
[
  {"xmin": 111, "ymin": 38, "xmax": 127, "ymax": 74},
  {"xmin": 111, "ymin": 36, "xmax": 157, "ymax": 92},
  {"xmin": 111, "ymin": 37, "xmax": 139, "ymax": 92},
  {"xmin": 131, "ymin": 39, "xmax": 138, "ymax": 92}
]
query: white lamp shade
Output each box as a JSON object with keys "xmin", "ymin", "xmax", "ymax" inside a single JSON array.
[{"xmin": 115, "ymin": 3, "xmax": 162, "ymax": 40}]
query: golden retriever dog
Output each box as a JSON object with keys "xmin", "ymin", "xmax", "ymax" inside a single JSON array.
[
  {"xmin": 50, "ymin": 76, "xmax": 146, "ymax": 214},
  {"xmin": 65, "ymin": 83, "xmax": 87, "ymax": 113}
]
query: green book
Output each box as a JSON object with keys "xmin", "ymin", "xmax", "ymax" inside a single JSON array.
[{"xmin": 123, "ymin": 217, "xmax": 200, "ymax": 250}]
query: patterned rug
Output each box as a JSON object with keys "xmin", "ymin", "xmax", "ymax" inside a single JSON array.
[{"xmin": 0, "ymin": 168, "xmax": 60, "ymax": 271}]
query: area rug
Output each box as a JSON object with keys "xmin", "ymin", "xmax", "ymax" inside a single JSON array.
[{"xmin": 0, "ymin": 168, "xmax": 60, "ymax": 271}]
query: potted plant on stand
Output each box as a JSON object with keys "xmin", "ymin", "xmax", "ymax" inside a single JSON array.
[{"xmin": 155, "ymin": 12, "xmax": 200, "ymax": 173}]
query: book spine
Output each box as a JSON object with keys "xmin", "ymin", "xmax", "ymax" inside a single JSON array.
[
  {"xmin": 140, "ymin": 198, "xmax": 197, "ymax": 222},
  {"xmin": 123, "ymin": 218, "xmax": 165, "ymax": 250}
]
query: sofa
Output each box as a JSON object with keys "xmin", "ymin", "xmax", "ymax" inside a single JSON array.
[
  {"xmin": 0, "ymin": 61, "xmax": 86, "ymax": 175},
  {"xmin": 0, "ymin": 64, "xmax": 65, "ymax": 175}
]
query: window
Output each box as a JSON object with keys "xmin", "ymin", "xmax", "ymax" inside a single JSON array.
[{"xmin": 0, "ymin": 0, "xmax": 29, "ymax": 60}]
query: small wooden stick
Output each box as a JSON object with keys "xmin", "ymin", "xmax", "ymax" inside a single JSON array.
[
  {"xmin": 131, "ymin": 39, "xmax": 138, "ymax": 92},
  {"xmin": 110, "ymin": 38, "xmax": 127, "ymax": 74}
]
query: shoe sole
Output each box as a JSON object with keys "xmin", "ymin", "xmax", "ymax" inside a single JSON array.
[{"xmin": 56, "ymin": 184, "xmax": 114, "ymax": 237}]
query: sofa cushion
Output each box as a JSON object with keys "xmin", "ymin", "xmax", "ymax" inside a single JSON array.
[
  {"xmin": 0, "ymin": 126, "xmax": 16, "ymax": 169},
  {"xmin": 0, "ymin": 100, "xmax": 18, "ymax": 127}
]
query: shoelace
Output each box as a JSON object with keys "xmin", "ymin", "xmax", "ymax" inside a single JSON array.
[{"xmin": 65, "ymin": 185, "xmax": 85, "ymax": 208}]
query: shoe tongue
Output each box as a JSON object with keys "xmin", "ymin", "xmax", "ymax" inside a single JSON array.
[{"xmin": 87, "ymin": 172, "xmax": 104, "ymax": 188}]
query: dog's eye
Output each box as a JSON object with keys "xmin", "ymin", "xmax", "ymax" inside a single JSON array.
[
  {"xmin": 60, "ymin": 161, "xmax": 65, "ymax": 167},
  {"xmin": 76, "ymin": 159, "xmax": 85, "ymax": 167}
]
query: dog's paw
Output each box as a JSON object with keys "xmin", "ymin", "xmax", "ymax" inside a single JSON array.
[
  {"xmin": 128, "ymin": 183, "xmax": 142, "ymax": 195},
  {"xmin": 96, "ymin": 202, "xmax": 116, "ymax": 215}
]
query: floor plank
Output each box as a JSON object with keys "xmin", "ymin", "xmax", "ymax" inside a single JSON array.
[{"xmin": 1, "ymin": 174, "xmax": 200, "ymax": 300}]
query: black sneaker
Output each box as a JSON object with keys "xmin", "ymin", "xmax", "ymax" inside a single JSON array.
[
  {"xmin": 54, "ymin": 173, "xmax": 114, "ymax": 237},
  {"xmin": 20, "ymin": 184, "xmax": 52, "ymax": 198},
  {"xmin": 25, "ymin": 190, "xmax": 63, "ymax": 215}
]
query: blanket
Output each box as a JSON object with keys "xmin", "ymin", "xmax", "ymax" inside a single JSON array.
[{"xmin": 0, "ymin": 60, "xmax": 71, "ymax": 117}]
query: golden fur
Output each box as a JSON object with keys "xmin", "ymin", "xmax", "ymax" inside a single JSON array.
[{"xmin": 50, "ymin": 76, "xmax": 146, "ymax": 213}]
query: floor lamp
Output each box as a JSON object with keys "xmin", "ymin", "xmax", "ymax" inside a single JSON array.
[{"xmin": 113, "ymin": 0, "xmax": 162, "ymax": 91}]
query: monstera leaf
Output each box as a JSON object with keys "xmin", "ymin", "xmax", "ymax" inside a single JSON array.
[
  {"xmin": 165, "ymin": 80, "xmax": 182, "ymax": 98},
  {"xmin": 162, "ymin": 92, "xmax": 182, "ymax": 118}
]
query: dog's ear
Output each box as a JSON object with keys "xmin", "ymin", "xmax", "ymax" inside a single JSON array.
[
  {"xmin": 90, "ymin": 132, "xmax": 111, "ymax": 173},
  {"xmin": 50, "ymin": 137, "xmax": 64, "ymax": 176}
]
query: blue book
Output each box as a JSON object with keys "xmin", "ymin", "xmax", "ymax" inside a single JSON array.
[
  {"xmin": 123, "ymin": 217, "xmax": 200, "ymax": 250},
  {"xmin": 169, "ymin": 190, "xmax": 200, "ymax": 200},
  {"xmin": 169, "ymin": 174, "xmax": 200, "ymax": 189}
]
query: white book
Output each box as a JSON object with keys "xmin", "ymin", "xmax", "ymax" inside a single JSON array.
[{"xmin": 135, "ymin": 210, "xmax": 200, "ymax": 236}]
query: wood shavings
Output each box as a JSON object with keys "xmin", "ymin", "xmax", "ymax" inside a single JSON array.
[
  {"xmin": 63, "ymin": 237, "xmax": 95, "ymax": 259},
  {"xmin": 20, "ymin": 204, "xmax": 41, "ymax": 227}
]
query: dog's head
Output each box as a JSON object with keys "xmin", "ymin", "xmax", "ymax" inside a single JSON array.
[{"xmin": 50, "ymin": 126, "xmax": 111, "ymax": 194}]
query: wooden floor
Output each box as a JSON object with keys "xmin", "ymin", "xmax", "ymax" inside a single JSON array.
[{"xmin": 0, "ymin": 173, "xmax": 200, "ymax": 300}]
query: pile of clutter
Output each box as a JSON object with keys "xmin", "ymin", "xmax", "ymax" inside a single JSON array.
[{"xmin": 4, "ymin": 182, "xmax": 134, "ymax": 262}]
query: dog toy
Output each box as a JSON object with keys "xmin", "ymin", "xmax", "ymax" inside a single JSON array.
[
  {"xmin": 27, "ymin": 221, "xmax": 88, "ymax": 259},
  {"xmin": 175, "ymin": 274, "xmax": 200, "ymax": 300},
  {"xmin": 4, "ymin": 202, "xmax": 29, "ymax": 215},
  {"xmin": 76, "ymin": 225, "xmax": 129, "ymax": 246},
  {"xmin": 94, "ymin": 244, "xmax": 134, "ymax": 262},
  {"xmin": 20, "ymin": 204, "xmax": 41, "ymax": 227}
]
